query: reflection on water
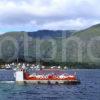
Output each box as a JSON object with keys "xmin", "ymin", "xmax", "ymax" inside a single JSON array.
[{"xmin": 0, "ymin": 69, "xmax": 100, "ymax": 100}]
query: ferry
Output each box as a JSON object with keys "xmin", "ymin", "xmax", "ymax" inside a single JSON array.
[{"xmin": 14, "ymin": 68, "xmax": 80, "ymax": 84}]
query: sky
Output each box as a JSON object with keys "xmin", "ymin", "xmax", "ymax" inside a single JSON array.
[{"xmin": 0, "ymin": 0, "xmax": 100, "ymax": 33}]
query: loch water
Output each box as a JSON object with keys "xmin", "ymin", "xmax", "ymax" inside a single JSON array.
[{"xmin": 0, "ymin": 69, "xmax": 100, "ymax": 100}]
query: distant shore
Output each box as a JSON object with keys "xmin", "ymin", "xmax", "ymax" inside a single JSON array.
[{"xmin": 0, "ymin": 62, "xmax": 100, "ymax": 69}]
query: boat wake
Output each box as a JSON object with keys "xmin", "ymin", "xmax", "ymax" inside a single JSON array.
[{"xmin": 0, "ymin": 81, "xmax": 15, "ymax": 84}]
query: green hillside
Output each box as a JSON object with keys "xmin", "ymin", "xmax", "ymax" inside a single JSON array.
[
  {"xmin": 0, "ymin": 25, "xmax": 100, "ymax": 68},
  {"xmin": 73, "ymin": 24, "xmax": 100, "ymax": 64},
  {"xmin": 74, "ymin": 24, "xmax": 100, "ymax": 40},
  {"xmin": 0, "ymin": 30, "xmax": 73, "ymax": 63}
]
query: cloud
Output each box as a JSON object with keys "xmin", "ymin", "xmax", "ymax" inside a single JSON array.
[{"xmin": 0, "ymin": 0, "xmax": 100, "ymax": 32}]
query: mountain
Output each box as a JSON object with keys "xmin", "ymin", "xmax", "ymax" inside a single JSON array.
[
  {"xmin": 0, "ymin": 25, "xmax": 100, "ymax": 68},
  {"xmin": 0, "ymin": 30, "xmax": 75, "ymax": 63},
  {"xmin": 28, "ymin": 30, "xmax": 75, "ymax": 38},
  {"xmin": 74, "ymin": 24, "xmax": 100, "ymax": 40},
  {"xmin": 72, "ymin": 24, "xmax": 100, "ymax": 64}
]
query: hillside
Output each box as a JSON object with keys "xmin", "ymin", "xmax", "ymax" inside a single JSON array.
[
  {"xmin": 73, "ymin": 24, "xmax": 100, "ymax": 64},
  {"xmin": 0, "ymin": 30, "xmax": 74, "ymax": 63},
  {"xmin": 74, "ymin": 24, "xmax": 100, "ymax": 40},
  {"xmin": 0, "ymin": 25, "xmax": 100, "ymax": 68}
]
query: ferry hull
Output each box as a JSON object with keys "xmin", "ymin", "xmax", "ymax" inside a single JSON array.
[{"xmin": 23, "ymin": 80, "xmax": 80, "ymax": 85}]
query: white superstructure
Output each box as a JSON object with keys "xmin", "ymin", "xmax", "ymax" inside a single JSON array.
[{"xmin": 15, "ymin": 71, "xmax": 24, "ymax": 82}]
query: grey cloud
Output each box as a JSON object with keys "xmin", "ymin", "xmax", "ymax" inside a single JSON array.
[{"xmin": 0, "ymin": 0, "xmax": 100, "ymax": 30}]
